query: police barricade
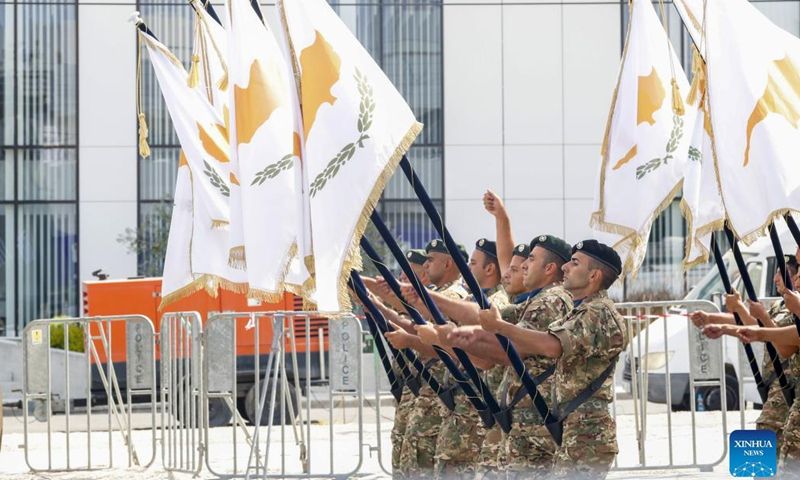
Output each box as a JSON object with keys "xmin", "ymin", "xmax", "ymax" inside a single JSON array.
[
  {"xmin": 201, "ymin": 311, "xmax": 367, "ymax": 479},
  {"xmin": 613, "ymin": 299, "xmax": 735, "ymax": 472},
  {"xmin": 21, "ymin": 315, "xmax": 157, "ymax": 472},
  {"xmin": 159, "ymin": 311, "xmax": 204, "ymax": 474}
]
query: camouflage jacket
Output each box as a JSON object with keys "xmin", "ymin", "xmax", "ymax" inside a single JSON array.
[
  {"xmin": 419, "ymin": 279, "xmax": 469, "ymax": 398},
  {"xmin": 497, "ymin": 285, "xmax": 573, "ymax": 416},
  {"xmin": 762, "ymin": 300, "xmax": 796, "ymax": 381},
  {"xmin": 548, "ymin": 290, "xmax": 628, "ymax": 412}
]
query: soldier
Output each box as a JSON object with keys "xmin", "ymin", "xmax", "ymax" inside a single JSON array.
[
  {"xmin": 452, "ymin": 239, "xmax": 627, "ymax": 479},
  {"xmin": 694, "ymin": 257, "xmax": 798, "ymax": 453},
  {"xmin": 440, "ymin": 235, "xmax": 573, "ymax": 478},
  {"xmin": 385, "ymin": 239, "xmax": 469, "ymax": 479},
  {"xmin": 411, "ymin": 238, "xmax": 509, "ymax": 479}
]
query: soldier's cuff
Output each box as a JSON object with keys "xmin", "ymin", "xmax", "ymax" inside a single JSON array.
[{"xmin": 548, "ymin": 325, "xmax": 572, "ymax": 357}]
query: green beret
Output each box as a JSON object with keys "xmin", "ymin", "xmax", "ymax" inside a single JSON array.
[
  {"xmin": 512, "ymin": 243, "xmax": 531, "ymax": 258},
  {"xmin": 425, "ymin": 238, "xmax": 468, "ymax": 262},
  {"xmin": 475, "ymin": 238, "xmax": 497, "ymax": 259},
  {"xmin": 572, "ymin": 239, "xmax": 622, "ymax": 276},
  {"xmin": 406, "ymin": 249, "xmax": 427, "ymax": 265},
  {"xmin": 530, "ymin": 234, "xmax": 572, "ymax": 263}
]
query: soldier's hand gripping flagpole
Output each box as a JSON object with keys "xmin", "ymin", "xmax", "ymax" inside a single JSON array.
[
  {"xmin": 367, "ymin": 214, "xmax": 500, "ymax": 428},
  {"xmin": 710, "ymin": 233, "xmax": 769, "ymax": 403},
  {"xmin": 396, "ymin": 156, "xmax": 562, "ymax": 444},
  {"xmin": 725, "ymin": 226, "xmax": 794, "ymax": 407}
]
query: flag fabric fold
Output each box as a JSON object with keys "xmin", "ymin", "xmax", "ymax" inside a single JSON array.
[
  {"xmin": 591, "ymin": 0, "xmax": 695, "ymax": 274},
  {"xmin": 278, "ymin": 0, "xmax": 422, "ymax": 312},
  {"xmin": 675, "ymin": 0, "xmax": 800, "ymax": 245},
  {"xmin": 224, "ymin": 0, "xmax": 305, "ymax": 301}
]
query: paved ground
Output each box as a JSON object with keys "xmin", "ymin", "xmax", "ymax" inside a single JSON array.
[{"xmin": 0, "ymin": 395, "xmax": 757, "ymax": 479}]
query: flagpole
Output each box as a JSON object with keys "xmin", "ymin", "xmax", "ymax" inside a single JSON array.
[
  {"xmin": 349, "ymin": 279, "xmax": 405, "ymax": 402},
  {"xmin": 710, "ymin": 234, "xmax": 768, "ymax": 403},
  {"xmin": 397, "ymin": 156, "xmax": 562, "ymax": 444},
  {"xmin": 349, "ymin": 271, "xmax": 424, "ymax": 397},
  {"xmin": 366, "ymin": 215, "xmax": 502, "ymax": 430},
  {"xmin": 724, "ymin": 227, "xmax": 794, "ymax": 406}
]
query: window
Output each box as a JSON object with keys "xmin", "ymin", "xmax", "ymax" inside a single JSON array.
[{"xmin": 0, "ymin": 2, "xmax": 79, "ymax": 336}]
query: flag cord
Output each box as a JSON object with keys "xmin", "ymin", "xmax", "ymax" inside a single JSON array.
[{"xmin": 135, "ymin": 28, "xmax": 150, "ymax": 159}]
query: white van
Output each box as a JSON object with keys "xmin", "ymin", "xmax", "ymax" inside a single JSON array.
[{"xmin": 619, "ymin": 227, "xmax": 798, "ymax": 410}]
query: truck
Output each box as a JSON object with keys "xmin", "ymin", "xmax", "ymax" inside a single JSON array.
[{"xmin": 82, "ymin": 277, "xmax": 329, "ymax": 426}]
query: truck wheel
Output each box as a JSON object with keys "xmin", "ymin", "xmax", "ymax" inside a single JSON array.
[
  {"xmin": 704, "ymin": 373, "xmax": 740, "ymax": 411},
  {"xmin": 244, "ymin": 384, "xmax": 298, "ymax": 426},
  {"xmin": 207, "ymin": 398, "xmax": 233, "ymax": 428}
]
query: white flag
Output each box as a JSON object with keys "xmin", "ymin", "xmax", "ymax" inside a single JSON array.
[
  {"xmin": 681, "ymin": 48, "xmax": 725, "ymax": 268},
  {"xmin": 675, "ymin": 0, "xmax": 800, "ymax": 244},
  {"xmin": 139, "ymin": 27, "xmax": 246, "ymax": 306},
  {"xmin": 225, "ymin": 0, "xmax": 305, "ymax": 301},
  {"xmin": 278, "ymin": 0, "xmax": 422, "ymax": 312},
  {"xmin": 591, "ymin": 0, "xmax": 695, "ymax": 274}
]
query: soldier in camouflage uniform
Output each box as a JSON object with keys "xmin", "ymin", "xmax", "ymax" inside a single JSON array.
[
  {"xmin": 391, "ymin": 239, "xmax": 469, "ymax": 478},
  {"xmin": 547, "ymin": 240, "xmax": 628, "ymax": 479},
  {"xmin": 389, "ymin": 249, "xmax": 432, "ymax": 476},
  {"xmin": 478, "ymin": 235, "xmax": 573, "ymax": 479},
  {"xmin": 422, "ymin": 239, "xmax": 509, "ymax": 479},
  {"xmin": 432, "ymin": 235, "xmax": 573, "ymax": 478},
  {"xmin": 454, "ymin": 240, "xmax": 627, "ymax": 479}
]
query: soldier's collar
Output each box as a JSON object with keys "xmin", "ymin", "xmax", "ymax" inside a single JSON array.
[
  {"xmin": 513, "ymin": 290, "xmax": 536, "ymax": 304},
  {"xmin": 571, "ymin": 289, "xmax": 608, "ymax": 310}
]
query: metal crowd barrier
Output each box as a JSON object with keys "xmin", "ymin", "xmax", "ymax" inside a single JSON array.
[
  {"xmin": 200, "ymin": 311, "xmax": 366, "ymax": 479},
  {"xmin": 612, "ymin": 299, "xmax": 733, "ymax": 472},
  {"xmin": 159, "ymin": 312, "xmax": 204, "ymax": 474},
  {"xmin": 21, "ymin": 315, "xmax": 157, "ymax": 472}
]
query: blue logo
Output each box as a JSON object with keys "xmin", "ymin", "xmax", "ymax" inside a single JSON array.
[{"xmin": 729, "ymin": 429, "xmax": 777, "ymax": 477}]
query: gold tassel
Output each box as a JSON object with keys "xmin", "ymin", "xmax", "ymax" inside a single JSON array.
[
  {"xmin": 686, "ymin": 47, "xmax": 705, "ymax": 107},
  {"xmin": 217, "ymin": 68, "xmax": 228, "ymax": 92},
  {"xmin": 187, "ymin": 54, "xmax": 200, "ymax": 88},
  {"xmin": 138, "ymin": 112, "xmax": 151, "ymax": 158},
  {"xmin": 671, "ymin": 78, "xmax": 685, "ymax": 116}
]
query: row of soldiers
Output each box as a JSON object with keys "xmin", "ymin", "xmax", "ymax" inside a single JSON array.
[
  {"xmin": 694, "ymin": 247, "xmax": 800, "ymax": 476},
  {"xmin": 353, "ymin": 192, "xmax": 629, "ymax": 479}
]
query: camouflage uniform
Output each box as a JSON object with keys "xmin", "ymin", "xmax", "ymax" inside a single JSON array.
[
  {"xmin": 756, "ymin": 301, "xmax": 794, "ymax": 455},
  {"xmin": 548, "ymin": 290, "xmax": 628, "ymax": 479},
  {"xmin": 494, "ymin": 285, "xmax": 572, "ymax": 480},
  {"xmin": 434, "ymin": 286, "xmax": 509, "ymax": 479},
  {"xmin": 777, "ymin": 305, "xmax": 800, "ymax": 475},
  {"xmin": 399, "ymin": 281, "xmax": 468, "ymax": 478},
  {"xmin": 393, "ymin": 385, "xmax": 416, "ymax": 476}
]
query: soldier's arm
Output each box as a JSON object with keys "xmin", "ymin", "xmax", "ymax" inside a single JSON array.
[
  {"xmin": 422, "ymin": 288, "xmax": 482, "ymax": 325},
  {"xmin": 483, "ymin": 190, "xmax": 514, "ymax": 277},
  {"xmin": 736, "ymin": 325, "xmax": 800, "ymax": 346},
  {"xmin": 749, "ymin": 301, "xmax": 799, "ymax": 357},
  {"xmin": 447, "ymin": 325, "xmax": 514, "ymax": 365},
  {"xmin": 384, "ymin": 329, "xmax": 438, "ymax": 358}
]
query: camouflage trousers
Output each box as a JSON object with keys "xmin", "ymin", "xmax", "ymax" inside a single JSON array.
[
  {"xmin": 434, "ymin": 407, "xmax": 485, "ymax": 479},
  {"xmin": 757, "ymin": 381, "xmax": 791, "ymax": 456},
  {"xmin": 473, "ymin": 425, "xmax": 505, "ymax": 480},
  {"xmin": 552, "ymin": 406, "xmax": 617, "ymax": 479},
  {"xmin": 399, "ymin": 395, "xmax": 447, "ymax": 479},
  {"xmin": 503, "ymin": 416, "xmax": 557, "ymax": 480},
  {"xmin": 393, "ymin": 388, "xmax": 417, "ymax": 477},
  {"xmin": 780, "ymin": 399, "xmax": 800, "ymax": 476}
]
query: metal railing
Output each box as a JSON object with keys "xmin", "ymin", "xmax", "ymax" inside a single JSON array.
[
  {"xmin": 21, "ymin": 315, "xmax": 157, "ymax": 472},
  {"xmin": 613, "ymin": 300, "xmax": 734, "ymax": 472}
]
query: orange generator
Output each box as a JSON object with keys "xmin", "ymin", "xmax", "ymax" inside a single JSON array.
[{"xmin": 82, "ymin": 277, "xmax": 329, "ymax": 425}]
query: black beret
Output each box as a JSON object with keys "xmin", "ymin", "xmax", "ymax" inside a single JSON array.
[
  {"xmin": 406, "ymin": 249, "xmax": 427, "ymax": 265},
  {"xmin": 475, "ymin": 238, "xmax": 497, "ymax": 259},
  {"xmin": 572, "ymin": 239, "xmax": 622, "ymax": 276},
  {"xmin": 530, "ymin": 234, "xmax": 572, "ymax": 263},
  {"xmin": 425, "ymin": 238, "xmax": 468, "ymax": 262},
  {"xmin": 512, "ymin": 243, "xmax": 531, "ymax": 258}
]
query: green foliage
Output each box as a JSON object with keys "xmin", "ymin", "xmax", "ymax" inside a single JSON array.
[{"xmin": 49, "ymin": 322, "xmax": 84, "ymax": 353}]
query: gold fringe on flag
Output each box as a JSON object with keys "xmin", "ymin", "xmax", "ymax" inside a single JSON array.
[{"xmin": 187, "ymin": 54, "xmax": 200, "ymax": 88}]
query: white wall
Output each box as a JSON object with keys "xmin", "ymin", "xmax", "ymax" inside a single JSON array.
[
  {"xmin": 78, "ymin": 5, "xmax": 138, "ymax": 282},
  {"xmin": 443, "ymin": 1, "xmax": 621, "ymax": 248}
]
